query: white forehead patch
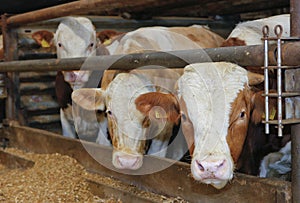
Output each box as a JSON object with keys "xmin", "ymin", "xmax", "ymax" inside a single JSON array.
[
  {"xmin": 106, "ymin": 72, "xmax": 156, "ymax": 137},
  {"xmin": 55, "ymin": 17, "xmax": 96, "ymax": 57},
  {"xmin": 178, "ymin": 62, "xmax": 248, "ymax": 153}
]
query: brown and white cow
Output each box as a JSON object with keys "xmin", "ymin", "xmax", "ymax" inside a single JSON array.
[
  {"xmin": 177, "ymin": 62, "xmax": 264, "ymax": 189},
  {"xmin": 72, "ymin": 69, "xmax": 181, "ymax": 170},
  {"xmin": 221, "ymin": 14, "xmax": 292, "ymax": 176},
  {"xmin": 129, "ymin": 62, "xmax": 263, "ymax": 188}
]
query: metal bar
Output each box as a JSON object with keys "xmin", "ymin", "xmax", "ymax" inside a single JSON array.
[
  {"xmin": 262, "ymin": 119, "xmax": 300, "ymax": 125},
  {"xmin": 265, "ymin": 65, "xmax": 300, "ymax": 69},
  {"xmin": 275, "ymin": 25, "xmax": 283, "ymax": 137},
  {"xmin": 3, "ymin": 0, "xmax": 199, "ymax": 27},
  {"xmin": 3, "ymin": 0, "xmax": 128, "ymax": 26},
  {"xmin": 1, "ymin": 43, "xmax": 300, "ymax": 72},
  {"xmin": 290, "ymin": 0, "xmax": 300, "ymax": 202},
  {"xmin": 263, "ymin": 25, "xmax": 270, "ymax": 134},
  {"xmin": 263, "ymin": 92, "xmax": 300, "ymax": 97}
]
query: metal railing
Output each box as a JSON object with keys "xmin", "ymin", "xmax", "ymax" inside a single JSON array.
[{"xmin": 262, "ymin": 24, "xmax": 300, "ymax": 136}]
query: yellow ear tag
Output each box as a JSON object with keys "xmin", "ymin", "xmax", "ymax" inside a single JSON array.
[
  {"xmin": 103, "ymin": 39, "xmax": 112, "ymax": 46},
  {"xmin": 155, "ymin": 111, "xmax": 161, "ymax": 119},
  {"xmin": 269, "ymin": 108, "xmax": 276, "ymax": 120},
  {"xmin": 41, "ymin": 39, "xmax": 50, "ymax": 48},
  {"xmin": 262, "ymin": 108, "xmax": 276, "ymax": 120}
]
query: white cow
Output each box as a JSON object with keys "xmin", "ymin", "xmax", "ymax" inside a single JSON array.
[
  {"xmin": 222, "ymin": 14, "xmax": 290, "ymax": 46},
  {"xmin": 32, "ymin": 17, "xmax": 110, "ymax": 145}
]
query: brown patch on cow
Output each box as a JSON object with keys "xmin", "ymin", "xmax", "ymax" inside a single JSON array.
[
  {"xmin": 32, "ymin": 30, "xmax": 54, "ymax": 47},
  {"xmin": 96, "ymin": 30, "xmax": 125, "ymax": 44},
  {"xmin": 101, "ymin": 70, "xmax": 131, "ymax": 90},
  {"xmin": 221, "ymin": 37, "xmax": 247, "ymax": 47},
  {"xmin": 135, "ymin": 92, "xmax": 181, "ymax": 125},
  {"xmin": 169, "ymin": 26, "xmax": 225, "ymax": 48},
  {"xmin": 251, "ymin": 90, "xmax": 277, "ymax": 124},
  {"xmin": 226, "ymin": 87, "xmax": 252, "ymax": 164}
]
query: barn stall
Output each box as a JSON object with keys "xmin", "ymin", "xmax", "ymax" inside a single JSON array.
[{"xmin": 0, "ymin": 0, "xmax": 299, "ymax": 202}]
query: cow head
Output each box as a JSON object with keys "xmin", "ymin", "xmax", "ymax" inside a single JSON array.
[
  {"xmin": 177, "ymin": 62, "xmax": 264, "ymax": 189},
  {"xmin": 32, "ymin": 17, "xmax": 97, "ymax": 90},
  {"xmin": 72, "ymin": 72, "xmax": 180, "ymax": 170}
]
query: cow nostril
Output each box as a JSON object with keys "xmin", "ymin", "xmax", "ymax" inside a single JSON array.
[
  {"xmin": 217, "ymin": 160, "xmax": 226, "ymax": 169},
  {"xmin": 196, "ymin": 160, "xmax": 205, "ymax": 171}
]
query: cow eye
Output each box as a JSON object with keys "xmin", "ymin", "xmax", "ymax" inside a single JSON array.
[
  {"xmin": 58, "ymin": 42, "xmax": 62, "ymax": 47},
  {"xmin": 90, "ymin": 42, "xmax": 94, "ymax": 47},
  {"xmin": 240, "ymin": 110, "xmax": 246, "ymax": 119},
  {"xmin": 181, "ymin": 111, "xmax": 187, "ymax": 121},
  {"xmin": 106, "ymin": 110, "xmax": 112, "ymax": 116}
]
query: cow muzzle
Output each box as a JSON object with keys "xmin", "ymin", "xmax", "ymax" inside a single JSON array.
[
  {"xmin": 191, "ymin": 155, "xmax": 233, "ymax": 189},
  {"xmin": 63, "ymin": 71, "xmax": 90, "ymax": 90},
  {"xmin": 112, "ymin": 151, "xmax": 143, "ymax": 170}
]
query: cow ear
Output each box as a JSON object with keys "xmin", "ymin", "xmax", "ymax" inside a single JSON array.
[
  {"xmin": 135, "ymin": 92, "xmax": 181, "ymax": 124},
  {"xmin": 71, "ymin": 88, "xmax": 106, "ymax": 111},
  {"xmin": 32, "ymin": 30, "xmax": 54, "ymax": 48},
  {"xmin": 247, "ymin": 71, "xmax": 264, "ymax": 85},
  {"xmin": 250, "ymin": 90, "xmax": 277, "ymax": 124}
]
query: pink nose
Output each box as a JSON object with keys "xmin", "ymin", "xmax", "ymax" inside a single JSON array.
[
  {"xmin": 193, "ymin": 158, "xmax": 228, "ymax": 180},
  {"xmin": 114, "ymin": 154, "xmax": 143, "ymax": 170},
  {"xmin": 66, "ymin": 72, "xmax": 80, "ymax": 82}
]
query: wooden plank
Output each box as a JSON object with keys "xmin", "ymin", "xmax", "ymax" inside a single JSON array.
[
  {"xmin": 159, "ymin": 0, "xmax": 289, "ymax": 17},
  {"xmin": 0, "ymin": 150, "xmax": 34, "ymax": 169},
  {"xmin": 87, "ymin": 179, "xmax": 157, "ymax": 203},
  {"xmin": 1, "ymin": 125, "xmax": 291, "ymax": 202}
]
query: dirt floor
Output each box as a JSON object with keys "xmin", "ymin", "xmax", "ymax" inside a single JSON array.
[{"xmin": 0, "ymin": 147, "xmax": 188, "ymax": 203}]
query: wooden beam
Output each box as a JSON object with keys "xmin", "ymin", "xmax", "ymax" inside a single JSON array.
[{"xmin": 159, "ymin": 0, "xmax": 289, "ymax": 17}]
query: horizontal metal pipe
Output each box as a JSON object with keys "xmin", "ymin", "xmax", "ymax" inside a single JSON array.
[{"xmin": 0, "ymin": 43, "xmax": 300, "ymax": 72}]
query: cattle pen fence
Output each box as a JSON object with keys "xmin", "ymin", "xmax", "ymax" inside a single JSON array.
[{"xmin": 0, "ymin": 0, "xmax": 299, "ymax": 202}]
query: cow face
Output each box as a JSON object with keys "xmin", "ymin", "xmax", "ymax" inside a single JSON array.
[
  {"xmin": 72, "ymin": 73, "xmax": 157, "ymax": 170},
  {"xmin": 177, "ymin": 62, "xmax": 263, "ymax": 189},
  {"xmin": 32, "ymin": 17, "xmax": 97, "ymax": 90},
  {"xmin": 32, "ymin": 18, "xmax": 97, "ymax": 90},
  {"xmin": 54, "ymin": 17, "xmax": 97, "ymax": 90}
]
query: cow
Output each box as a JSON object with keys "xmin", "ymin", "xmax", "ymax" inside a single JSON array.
[
  {"xmin": 32, "ymin": 17, "xmax": 111, "ymax": 145},
  {"xmin": 221, "ymin": 14, "xmax": 292, "ymax": 176},
  {"xmin": 123, "ymin": 61, "xmax": 266, "ymax": 188},
  {"xmin": 71, "ymin": 25, "xmax": 225, "ymax": 169},
  {"xmin": 72, "ymin": 69, "xmax": 182, "ymax": 170},
  {"xmin": 221, "ymin": 14, "xmax": 290, "ymax": 47}
]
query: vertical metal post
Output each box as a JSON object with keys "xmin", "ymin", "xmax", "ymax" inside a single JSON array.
[
  {"xmin": 290, "ymin": 0, "xmax": 300, "ymax": 202},
  {"xmin": 262, "ymin": 25, "xmax": 269, "ymax": 134},
  {"xmin": 1, "ymin": 15, "xmax": 20, "ymax": 121},
  {"xmin": 275, "ymin": 25, "xmax": 283, "ymax": 137}
]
